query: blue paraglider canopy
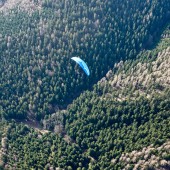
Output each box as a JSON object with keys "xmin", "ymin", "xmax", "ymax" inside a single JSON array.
[{"xmin": 71, "ymin": 57, "xmax": 90, "ymax": 76}]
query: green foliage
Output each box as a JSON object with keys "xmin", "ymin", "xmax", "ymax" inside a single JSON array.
[
  {"xmin": 0, "ymin": 0, "xmax": 169, "ymax": 119},
  {"xmin": 63, "ymin": 33, "xmax": 170, "ymax": 168},
  {"xmin": 0, "ymin": 0, "xmax": 170, "ymax": 169},
  {"xmin": 64, "ymin": 88, "xmax": 170, "ymax": 169},
  {"xmin": 6, "ymin": 122, "xmax": 89, "ymax": 169},
  {"xmin": 2, "ymin": 26, "xmax": 170, "ymax": 169}
]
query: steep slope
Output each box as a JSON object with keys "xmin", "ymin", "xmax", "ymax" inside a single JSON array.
[
  {"xmin": 63, "ymin": 26, "xmax": 170, "ymax": 169},
  {"xmin": 97, "ymin": 36, "xmax": 170, "ymax": 102},
  {"xmin": 0, "ymin": 0, "xmax": 169, "ymax": 120},
  {"xmin": 1, "ymin": 25, "xmax": 169, "ymax": 169},
  {"xmin": 0, "ymin": 1, "xmax": 169, "ymax": 169}
]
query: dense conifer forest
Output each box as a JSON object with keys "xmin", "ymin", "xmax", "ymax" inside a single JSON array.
[
  {"xmin": 0, "ymin": 0, "xmax": 169, "ymax": 169},
  {"xmin": 0, "ymin": 0, "xmax": 169, "ymax": 120},
  {"xmin": 0, "ymin": 26, "xmax": 169, "ymax": 169}
]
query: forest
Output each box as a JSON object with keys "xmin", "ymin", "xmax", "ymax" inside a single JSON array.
[
  {"xmin": 0, "ymin": 0, "xmax": 169, "ymax": 169},
  {"xmin": 0, "ymin": 26, "xmax": 169, "ymax": 169},
  {"xmin": 0, "ymin": 0, "xmax": 169, "ymax": 120},
  {"xmin": 1, "ymin": 33, "xmax": 169, "ymax": 169}
]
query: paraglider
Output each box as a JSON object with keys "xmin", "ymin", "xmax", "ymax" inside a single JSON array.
[{"xmin": 71, "ymin": 57, "xmax": 90, "ymax": 76}]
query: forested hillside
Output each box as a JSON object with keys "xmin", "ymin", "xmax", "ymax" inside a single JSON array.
[
  {"xmin": 0, "ymin": 0, "xmax": 170, "ymax": 169},
  {"xmin": 63, "ymin": 29, "xmax": 170, "ymax": 169},
  {"xmin": 0, "ymin": 24, "xmax": 169, "ymax": 169},
  {"xmin": 0, "ymin": 0, "xmax": 169, "ymax": 120},
  {"xmin": 117, "ymin": 140, "xmax": 170, "ymax": 169}
]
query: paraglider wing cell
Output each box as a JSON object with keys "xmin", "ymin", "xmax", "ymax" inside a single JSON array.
[{"xmin": 71, "ymin": 57, "xmax": 90, "ymax": 76}]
